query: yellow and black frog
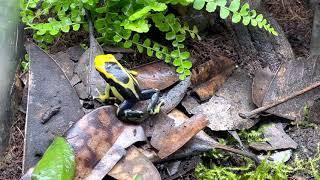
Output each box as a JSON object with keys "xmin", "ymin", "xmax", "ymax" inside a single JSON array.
[{"xmin": 94, "ymin": 54, "xmax": 164, "ymax": 123}]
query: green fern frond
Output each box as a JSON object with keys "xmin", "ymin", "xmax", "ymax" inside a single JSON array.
[
  {"xmin": 193, "ymin": 0, "xmax": 278, "ymax": 36},
  {"xmin": 116, "ymin": 33, "xmax": 192, "ymax": 80}
]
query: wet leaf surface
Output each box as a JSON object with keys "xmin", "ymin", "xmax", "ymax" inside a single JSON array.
[
  {"xmin": 66, "ymin": 106, "xmax": 146, "ymax": 179},
  {"xmin": 187, "ymin": 69, "xmax": 259, "ymax": 131},
  {"xmin": 261, "ymin": 56, "xmax": 320, "ymax": 121},
  {"xmin": 133, "ymin": 61, "xmax": 179, "ymax": 90},
  {"xmin": 24, "ymin": 42, "xmax": 84, "ymax": 171},
  {"xmin": 32, "ymin": 137, "xmax": 75, "ymax": 180},
  {"xmin": 109, "ymin": 146, "xmax": 161, "ymax": 180},
  {"xmin": 249, "ymin": 123, "xmax": 297, "ymax": 151}
]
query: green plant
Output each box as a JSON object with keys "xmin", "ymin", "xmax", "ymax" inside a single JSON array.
[
  {"xmin": 291, "ymin": 144, "xmax": 320, "ymax": 179},
  {"xmin": 20, "ymin": 54, "xmax": 30, "ymax": 73},
  {"xmin": 196, "ymin": 144, "xmax": 320, "ymax": 180},
  {"xmin": 196, "ymin": 159, "xmax": 291, "ymax": 180},
  {"xmin": 20, "ymin": 0, "xmax": 277, "ymax": 79},
  {"xmin": 238, "ymin": 127, "xmax": 267, "ymax": 144}
]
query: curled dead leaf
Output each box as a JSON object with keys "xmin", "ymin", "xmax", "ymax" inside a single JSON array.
[
  {"xmin": 151, "ymin": 114, "xmax": 208, "ymax": 159},
  {"xmin": 191, "ymin": 56, "xmax": 235, "ymax": 86},
  {"xmin": 133, "ymin": 61, "xmax": 179, "ymax": 90},
  {"xmin": 66, "ymin": 106, "xmax": 146, "ymax": 179},
  {"xmin": 193, "ymin": 64, "xmax": 235, "ymax": 101}
]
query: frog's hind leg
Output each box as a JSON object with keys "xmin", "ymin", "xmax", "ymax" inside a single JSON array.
[
  {"xmin": 117, "ymin": 100, "xmax": 144, "ymax": 123},
  {"xmin": 140, "ymin": 89, "xmax": 164, "ymax": 115}
]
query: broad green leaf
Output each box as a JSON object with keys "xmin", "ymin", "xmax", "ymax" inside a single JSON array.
[
  {"xmin": 185, "ymin": 69, "xmax": 191, "ymax": 76},
  {"xmin": 61, "ymin": 25, "xmax": 70, "ymax": 33},
  {"xmin": 155, "ymin": 51, "xmax": 163, "ymax": 59},
  {"xmin": 37, "ymin": 29, "xmax": 47, "ymax": 36},
  {"xmin": 216, "ymin": 0, "xmax": 227, "ymax": 6},
  {"xmin": 179, "ymin": 74, "xmax": 186, "ymax": 80},
  {"xmin": 32, "ymin": 137, "xmax": 75, "ymax": 180},
  {"xmin": 153, "ymin": 43, "xmax": 160, "ymax": 51},
  {"xmin": 132, "ymin": 34, "xmax": 140, "ymax": 43},
  {"xmin": 242, "ymin": 16, "xmax": 251, "ymax": 25},
  {"xmin": 123, "ymin": 41, "xmax": 132, "ymax": 48},
  {"xmin": 181, "ymin": 52, "xmax": 190, "ymax": 59},
  {"xmin": 220, "ymin": 7, "xmax": 230, "ymax": 19},
  {"xmin": 113, "ymin": 35, "xmax": 122, "ymax": 42},
  {"xmin": 206, "ymin": 2, "xmax": 217, "ymax": 12},
  {"xmin": 72, "ymin": 24, "xmax": 80, "ymax": 31},
  {"xmin": 96, "ymin": 7, "xmax": 108, "ymax": 13},
  {"xmin": 49, "ymin": 29, "xmax": 59, "ymax": 35},
  {"xmin": 258, "ymin": 19, "xmax": 267, "ymax": 28},
  {"xmin": 166, "ymin": 31, "xmax": 176, "ymax": 40},
  {"xmin": 165, "ymin": 55, "xmax": 171, "ymax": 63},
  {"xmin": 178, "ymin": 44, "xmax": 185, "ymax": 48},
  {"xmin": 137, "ymin": 45, "xmax": 144, "ymax": 53},
  {"xmin": 122, "ymin": 19, "xmax": 150, "ymax": 33},
  {"xmin": 232, "ymin": 13, "xmax": 241, "ymax": 23},
  {"xmin": 176, "ymin": 66, "xmax": 184, "ymax": 73},
  {"xmin": 129, "ymin": 6, "xmax": 151, "ymax": 21},
  {"xmin": 271, "ymin": 29, "xmax": 279, "ymax": 36},
  {"xmin": 251, "ymin": 19, "xmax": 257, "ymax": 26},
  {"xmin": 250, "ymin": 10, "xmax": 257, "ymax": 18},
  {"xmin": 193, "ymin": 0, "xmax": 205, "ymax": 10},
  {"xmin": 173, "ymin": 58, "xmax": 181, "ymax": 66},
  {"xmin": 149, "ymin": 2, "xmax": 167, "ymax": 11},
  {"xmin": 176, "ymin": 34, "xmax": 186, "ymax": 42},
  {"xmin": 147, "ymin": 49, "xmax": 153, "ymax": 56},
  {"xmin": 256, "ymin": 14, "xmax": 263, "ymax": 22},
  {"xmin": 229, "ymin": 0, "xmax": 240, "ymax": 12},
  {"xmin": 240, "ymin": 3, "xmax": 250, "ymax": 16},
  {"xmin": 172, "ymin": 40, "xmax": 179, "ymax": 47},
  {"xmin": 171, "ymin": 50, "xmax": 179, "ymax": 58},
  {"xmin": 143, "ymin": 38, "xmax": 151, "ymax": 47},
  {"xmin": 182, "ymin": 60, "xmax": 192, "ymax": 69}
]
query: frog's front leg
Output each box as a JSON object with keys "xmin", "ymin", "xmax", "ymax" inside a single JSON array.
[
  {"xmin": 94, "ymin": 83, "xmax": 117, "ymax": 102},
  {"xmin": 140, "ymin": 89, "xmax": 164, "ymax": 115},
  {"xmin": 117, "ymin": 100, "xmax": 145, "ymax": 123}
]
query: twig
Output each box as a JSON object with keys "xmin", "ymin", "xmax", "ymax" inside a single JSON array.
[
  {"xmin": 213, "ymin": 144, "xmax": 260, "ymax": 164},
  {"xmin": 239, "ymin": 81, "xmax": 320, "ymax": 119}
]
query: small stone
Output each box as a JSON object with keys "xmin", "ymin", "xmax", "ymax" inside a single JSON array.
[{"xmin": 74, "ymin": 83, "xmax": 89, "ymax": 100}]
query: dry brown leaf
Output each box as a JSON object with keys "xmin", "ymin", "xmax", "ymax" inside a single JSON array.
[
  {"xmin": 133, "ymin": 61, "xmax": 179, "ymax": 90},
  {"xmin": 193, "ymin": 64, "xmax": 235, "ymax": 101},
  {"xmin": 66, "ymin": 106, "xmax": 146, "ymax": 179},
  {"xmin": 151, "ymin": 114, "xmax": 208, "ymax": 159},
  {"xmin": 252, "ymin": 67, "xmax": 275, "ymax": 107},
  {"xmin": 187, "ymin": 69, "xmax": 259, "ymax": 131},
  {"xmin": 24, "ymin": 42, "xmax": 84, "ymax": 171},
  {"xmin": 261, "ymin": 56, "xmax": 320, "ymax": 121},
  {"xmin": 109, "ymin": 146, "xmax": 161, "ymax": 180},
  {"xmin": 191, "ymin": 56, "xmax": 235, "ymax": 86}
]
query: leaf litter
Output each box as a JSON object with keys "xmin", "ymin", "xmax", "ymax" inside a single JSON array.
[{"xmin": 23, "ymin": 19, "xmax": 320, "ymax": 180}]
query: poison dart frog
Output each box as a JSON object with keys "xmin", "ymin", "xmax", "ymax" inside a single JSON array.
[{"xmin": 94, "ymin": 54, "xmax": 164, "ymax": 123}]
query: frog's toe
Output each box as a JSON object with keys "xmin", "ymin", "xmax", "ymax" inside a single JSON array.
[{"xmin": 148, "ymin": 99, "xmax": 165, "ymax": 115}]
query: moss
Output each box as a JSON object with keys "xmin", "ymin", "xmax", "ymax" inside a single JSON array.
[{"xmin": 195, "ymin": 144, "xmax": 320, "ymax": 180}]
